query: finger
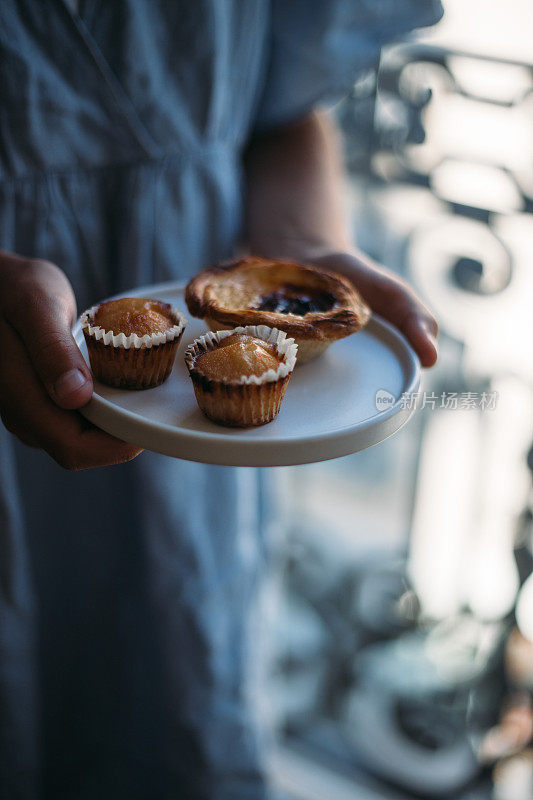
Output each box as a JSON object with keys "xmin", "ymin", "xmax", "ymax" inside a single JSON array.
[
  {"xmin": 2, "ymin": 390, "xmax": 142, "ymax": 469},
  {"xmin": 48, "ymin": 420, "xmax": 143, "ymax": 471},
  {"xmin": 401, "ymin": 313, "xmax": 439, "ymax": 368},
  {"xmin": 372, "ymin": 280, "xmax": 438, "ymax": 368},
  {"xmin": 0, "ymin": 409, "xmax": 40, "ymax": 448},
  {"xmin": 4, "ymin": 276, "xmax": 93, "ymax": 410},
  {"xmin": 315, "ymin": 253, "xmax": 439, "ymax": 367},
  {"xmin": 374, "ymin": 283, "xmax": 439, "ymax": 368},
  {"xmin": 0, "ymin": 319, "xmax": 142, "ymax": 469}
]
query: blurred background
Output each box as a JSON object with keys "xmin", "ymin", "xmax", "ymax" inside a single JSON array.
[{"xmin": 265, "ymin": 2, "xmax": 533, "ymax": 798}]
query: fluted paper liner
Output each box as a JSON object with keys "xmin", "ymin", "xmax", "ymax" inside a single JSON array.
[
  {"xmin": 81, "ymin": 304, "xmax": 187, "ymax": 389},
  {"xmin": 184, "ymin": 325, "xmax": 298, "ymax": 427}
]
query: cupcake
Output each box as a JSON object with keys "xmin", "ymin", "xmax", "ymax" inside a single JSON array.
[
  {"xmin": 81, "ymin": 297, "xmax": 187, "ymax": 389},
  {"xmin": 184, "ymin": 325, "xmax": 297, "ymax": 427}
]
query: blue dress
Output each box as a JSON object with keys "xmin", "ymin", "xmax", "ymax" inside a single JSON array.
[{"xmin": 0, "ymin": 2, "xmax": 442, "ymax": 797}]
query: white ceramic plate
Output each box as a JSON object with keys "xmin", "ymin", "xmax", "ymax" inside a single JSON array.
[{"xmin": 73, "ymin": 281, "xmax": 420, "ymax": 466}]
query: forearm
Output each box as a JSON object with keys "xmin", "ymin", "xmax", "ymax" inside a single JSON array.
[
  {"xmin": 243, "ymin": 110, "xmax": 352, "ymax": 259},
  {"xmin": 243, "ymin": 110, "xmax": 402, "ymax": 303},
  {"xmin": 243, "ymin": 110, "xmax": 438, "ymax": 368}
]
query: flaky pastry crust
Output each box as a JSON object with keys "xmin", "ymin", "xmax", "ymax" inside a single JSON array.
[{"xmin": 185, "ymin": 257, "xmax": 371, "ymax": 346}]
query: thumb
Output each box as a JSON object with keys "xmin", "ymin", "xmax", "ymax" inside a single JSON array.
[{"xmin": 8, "ymin": 291, "xmax": 93, "ymax": 410}]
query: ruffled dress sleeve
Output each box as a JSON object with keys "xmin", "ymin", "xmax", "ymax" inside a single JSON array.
[{"xmin": 254, "ymin": 0, "xmax": 443, "ymax": 131}]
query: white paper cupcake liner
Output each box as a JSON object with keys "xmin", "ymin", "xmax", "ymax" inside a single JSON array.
[
  {"xmin": 184, "ymin": 325, "xmax": 298, "ymax": 385},
  {"xmin": 81, "ymin": 304, "xmax": 187, "ymax": 349}
]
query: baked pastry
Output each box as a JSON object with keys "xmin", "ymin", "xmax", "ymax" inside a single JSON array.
[
  {"xmin": 185, "ymin": 256, "xmax": 371, "ymax": 363},
  {"xmin": 184, "ymin": 325, "xmax": 297, "ymax": 427},
  {"xmin": 81, "ymin": 297, "xmax": 187, "ymax": 389}
]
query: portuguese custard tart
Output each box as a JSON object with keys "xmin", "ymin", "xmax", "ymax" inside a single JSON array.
[
  {"xmin": 185, "ymin": 256, "xmax": 371, "ymax": 363},
  {"xmin": 184, "ymin": 325, "xmax": 297, "ymax": 427},
  {"xmin": 81, "ymin": 297, "xmax": 187, "ymax": 389}
]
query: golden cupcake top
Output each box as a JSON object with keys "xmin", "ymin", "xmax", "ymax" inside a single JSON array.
[
  {"xmin": 93, "ymin": 297, "xmax": 176, "ymax": 337},
  {"xmin": 194, "ymin": 333, "xmax": 282, "ymax": 382}
]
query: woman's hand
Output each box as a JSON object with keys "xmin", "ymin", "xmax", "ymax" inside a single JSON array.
[
  {"xmin": 0, "ymin": 250, "xmax": 142, "ymax": 469},
  {"xmin": 307, "ymin": 250, "xmax": 438, "ymax": 368}
]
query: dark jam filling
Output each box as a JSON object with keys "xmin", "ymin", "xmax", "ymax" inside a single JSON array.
[{"xmin": 254, "ymin": 285, "xmax": 337, "ymax": 316}]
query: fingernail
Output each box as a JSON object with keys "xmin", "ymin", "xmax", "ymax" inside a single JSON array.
[
  {"xmin": 54, "ymin": 369, "xmax": 88, "ymax": 399},
  {"xmin": 421, "ymin": 319, "xmax": 438, "ymax": 338}
]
